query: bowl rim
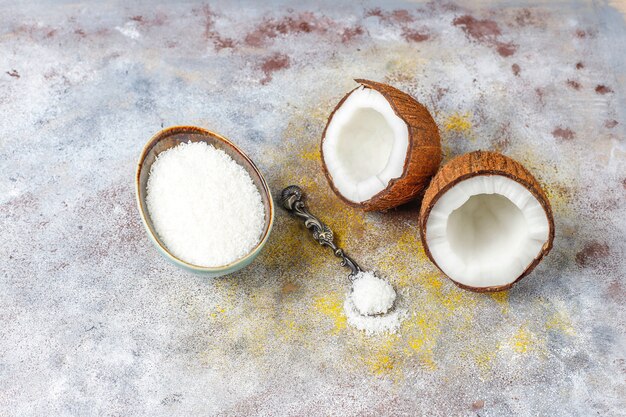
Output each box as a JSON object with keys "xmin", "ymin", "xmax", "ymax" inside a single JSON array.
[{"xmin": 135, "ymin": 125, "xmax": 275, "ymax": 272}]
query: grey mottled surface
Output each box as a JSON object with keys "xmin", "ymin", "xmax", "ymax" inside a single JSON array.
[{"xmin": 1, "ymin": 1, "xmax": 625, "ymax": 416}]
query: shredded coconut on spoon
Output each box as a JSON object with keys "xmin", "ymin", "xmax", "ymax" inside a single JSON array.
[
  {"xmin": 350, "ymin": 271, "xmax": 396, "ymax": 315},
  {"xmin": 344, "ymin": 271, "xmax": 405, "ymax": 334}
]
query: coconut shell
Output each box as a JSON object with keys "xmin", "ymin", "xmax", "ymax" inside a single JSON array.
[
  {"xmin": 419, "ymin": 150, "xmax": 555, "ymax": 292},
  {"xmin": 320, "ymin": 79, "xmax": 442, "ymax": 211}
]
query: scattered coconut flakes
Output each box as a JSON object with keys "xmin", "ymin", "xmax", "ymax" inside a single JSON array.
[
  {"xmin": 350, "ymin": 271, "xmax": 396, "ymax": 316},
  {"xmin": 344, "ymin": 296, "xmax": 406, "ymax": 335},
  {"xmin": 146, "ymin": 141, "xmax": 265, "ymax": 267},
  {"xmin": 343, "ymin": 271, "xmax": 405, "ymax": 335}
]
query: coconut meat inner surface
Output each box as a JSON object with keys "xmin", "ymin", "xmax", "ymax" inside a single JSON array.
[
  {"xmin": 323, "ymin": 86, "xmax": 409, "ymax": 203},
  {"xmin": 425, "ymin": 175, "xmax": 550, "ymax": 288}
]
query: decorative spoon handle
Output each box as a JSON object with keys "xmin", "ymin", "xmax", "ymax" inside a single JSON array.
[{"xmin": 280, "ymin": 185, "xmax": 361, "ymax": 277}]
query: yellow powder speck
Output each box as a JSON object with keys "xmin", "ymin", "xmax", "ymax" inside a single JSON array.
[
  {"xmin": 382, "ymin": 48, "xmax": 428, "ymax": 85},
  {"xmin": 457, "ymin": 338, "xmax": 502, "ymax": 379},
  {"xmin": 542, "ymin": 182, "xmax": 572, "ymax": 215},
  {"xmin": 510, "ymin": 147, "xmax": 574, "ymax": 216},
  {"xmin": 400, "ymin": 268, "xmax": 479, "ymax": 370},
  {"xmin": 274, "ymin": 316, "xmax": 309, "ymax": 343},
  {"xmin": 313, "ymin": 294, "xmax": 347, "ymax": 334},
  {"xmin": 420, "ymin": 355, "xmax": 437, "ymax": 371},
  {"xmin": 405, "ymin": 314, "xmax": 439, "ymax": 371},
  {"xmin": 384, "ymin": 228, "xmax": 430, "ymax": 287},
  {"xmin": 395, "ymin": 228, "xmax": 423, "ymax": 254},
  {"xmin": 209, "ymin": 306, "xmax": 226, "ymax": 319},
  {"xmin": 443, "ymin": 112, "xmax": 473, "ymax": 135},
  {"xmin": 473, "ymin": 348, "xmax": 497, "ymax": 376},
  {"xmin": 283, "ymin": 319, "xmax": 297, "ymax": 330},
  {"xmin": 360, "ymin": 336, "xmax": 404, "ymax": 378},
  {"xmin": 427, "ymin": 274, "xmax": 443, "ymax": 290},
  {"xmin": 299, "ymin": 146, "xmax": 321, "ymax": 162},
  {"xmin": 546, "ymin": 312, "xmax": 576, "ymax": 336},
  {"xmin": 438, "ymin": 287, "xmax": 465, "ymax": 311},
  {"xmin": 489, "ymin": 291, "xmax": 509, "ymax": 314},
  {"xmin": 511, "ymin": 326, "xmax": 537, "ymax": 354},
  {"xmin": 408, "ymin": 336, "xmax": 425, "ymax": 351},
  {"xmin": 421, "ymin": 270, "xmax": 476, "ymax": 314},
  {"xmin": 407, "ymin": 332, "xmax": 432, "ymax": 354},
  {"xmin": 385, "ymin": 60, "xmax": 416, "ymax": 84},
  {"xmin": 366, "ymin": 353, "xmax": 395, "ymax": 375}
]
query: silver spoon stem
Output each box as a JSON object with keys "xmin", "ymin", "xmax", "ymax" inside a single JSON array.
[{"xmin": 280, "ymin": 185, "xmax": 361, "ymax": 277}]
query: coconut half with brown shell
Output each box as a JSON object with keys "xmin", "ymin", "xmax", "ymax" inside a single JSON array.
[
  {"xmin": 321, "ymin": 79, "xmax": 442, "ymax": 211},
  {"xmin": 419, "ymin": 151, "xmax": 555, "ymax": 292}
]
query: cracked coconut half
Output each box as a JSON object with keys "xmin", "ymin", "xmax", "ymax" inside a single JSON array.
[
  {"xmin": 419, "ymin": 151, "xmax": 555, "ymax": 292},
  {"xmin": 321, "ymin": 79, "xmax": 442, "ymax": 211}
]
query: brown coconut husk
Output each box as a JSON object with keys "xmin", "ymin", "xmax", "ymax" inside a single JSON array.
[
  {"xmin": 320, "ymin": 79, "xmax": 442, "ymax": 211},
  {"xmin": 419, "ymin": 150, "xmax": 555, "ymax": 292}
]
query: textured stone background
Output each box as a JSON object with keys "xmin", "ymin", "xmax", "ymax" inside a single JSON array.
[{"xmin": 1, "ymin": 0, "xmax": 625, "ymax": 416}]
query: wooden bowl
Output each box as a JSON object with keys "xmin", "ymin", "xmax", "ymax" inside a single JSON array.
[{"xmin": 135, "ymin": 126, "xmax": 274, "ymax": 277}]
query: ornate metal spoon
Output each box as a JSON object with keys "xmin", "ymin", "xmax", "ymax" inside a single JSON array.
[
  {"xmin": 280, "ymin": 185, "xmax": 396, "ymax": 316},
  {"xmin": 281, "ymin": 185, "xmax": 361, "ymax": 277}
]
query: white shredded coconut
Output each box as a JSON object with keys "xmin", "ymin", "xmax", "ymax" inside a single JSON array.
[
  {"xmin": 146, "ymin": 141, "xmax": 265, "ymax": 267},
  {"xmin": 350, "ymin": 271, "xmax": 396, "ymax": 315},
  {"xmin": 344, "ymin": 271, "xmax": 405, "ymax": 334},
  {"xmin": 344, "ymin": 297, "xmax": 406, "ymax": 335}
]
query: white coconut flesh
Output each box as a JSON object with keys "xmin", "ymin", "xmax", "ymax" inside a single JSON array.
[
  {"xmin": 322, "ymin": 86, "xmax": 409, "ymax": 203},
  {"xmin": 425, "ymin": 175, "xmax": 550, "ymax": 288}
]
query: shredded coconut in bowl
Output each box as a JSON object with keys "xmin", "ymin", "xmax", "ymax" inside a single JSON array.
[{"xmin": 146, "ymin": 141, "xmax": 265, "ymax": 267}]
